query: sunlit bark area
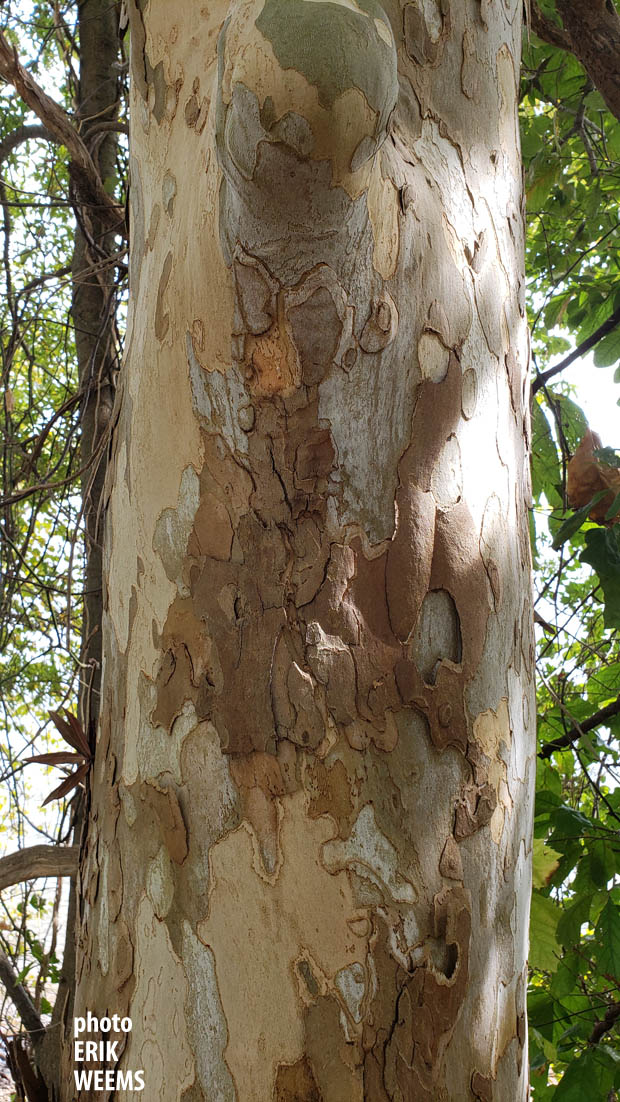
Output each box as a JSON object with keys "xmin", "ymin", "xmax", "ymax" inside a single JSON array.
[{"xmin": 72, "ymin": 1, "xmax": 534, "ymax": 1098}]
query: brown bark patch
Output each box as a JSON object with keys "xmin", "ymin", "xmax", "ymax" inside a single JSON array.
[
  {"xmin": 230, "ymin": 752, "xmax": 287, "ymax": 875},
  {"xmin": 306, "ymin": 757, "xmax": 356, "ymax": 837},
  {"xmin": 245, "ymin": 310, "xmax": 299, "ymax": 395},
  {"xmin": 126, "ymin": 778, "xmax": 188, "ymax": 864},
  {"xmin": 275, "ymin": 1057, "xmax": 322, "ymax": 1102},
  {"xmin": 471, "ymin": 1070, "xmax": 494, "ymax": 1101}
]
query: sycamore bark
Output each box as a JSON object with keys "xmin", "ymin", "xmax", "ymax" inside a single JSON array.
[{"xmin": 71, "ymin": 2, "xmax": 535, "ymax": 1099}]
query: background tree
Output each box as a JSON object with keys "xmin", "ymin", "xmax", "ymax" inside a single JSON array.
[{"xmin": 0, "ymin": 1, "xmax": 617, "ymax": 1100}]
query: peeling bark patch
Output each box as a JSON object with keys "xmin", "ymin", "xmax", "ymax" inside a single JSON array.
[
  {"xmin": 288, "ymin": 287, "xmax": 342, "ymax": 386},
  {"xmin": 153, "ymin": 597, "xmax": 223, "ymax": 733},
  {"xmin": 472, "ymin": 1069, "xmax": 494, "ymax": 1100},
  {"xmin": 275, "ymin": 1057, "xmax": 322, "ymax": 1101},
  {"xmin": 359, "ymin": 292, "xmax": 398, "ymax": 353},
  {"xmin": 413, "ymin": 588, "xmax": 462, "ymax": 685},
  {"xmin": 153, "ymin": 466, "xmax": 200, "ymax": 590},
  {"xmin": 454, "ymin": 780, "xmax": 497, "ymax": 841},
  {"xmin": 306, "ymin": 757, "xmax": 356, "ymax": 837},
  {"xmin": 155, "ymin": 250, "xmax": 173, "ymax": 341},
  {"xmin": 198, "ymin": 790, "xmax": 369, "ymax": 1100},
  {"xmin": 234, "ymin": 250, "xmax": 278, "ymax": 335},
  {"xmin": 230, "ymin": 752, "xmax": 286, "ymax": 877},
  {"xmin": 245, "ymin": 311, "xmax": 299, "ymax": 395},
  {"xmin": 470, "ymin": 699, "xmax": 512, "ymax": 844},
  {"xmin": 182, "ymin": 922, "xmax": 235, "ymax": 1101},
  {"xmin": 255, "ymin": 0, "xmax": 397, "ymax": 118},
  {"xmin": 123, "ymin": 898, "xmax": 194, "ymax": 1097},
  {"xmin": 127, "ymin": 778, "xmax": 189, "ymax": 864},
  {"xmin": 403, "ymin": 0, "xmax": 450, "ymax": 66},
  {"xmin": 440, "ymin": 836, "xmax": 463, "ymax": 881},
  {"xmin": 322, "ymin": 804, "xmax": 417, "ymax": 905},
  {"xmin": 418, "ymin": 329, "xmax": 450, "ymax": 382},
  {"xmin": 363, "ymin": 886, "xmax": 471, "ymax": 1099},
  {"xmin": 461, "ymin": 367, "xmax": 478, "ymax": 420}
]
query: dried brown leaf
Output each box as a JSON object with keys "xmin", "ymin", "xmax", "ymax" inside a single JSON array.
[
  {"xmin": 567, "ymin": 429, "xmax": 620, "ymax": 525},
  {"xmin": 48, "ymin": 710, "xmax": 91, "ymax": 758},
  {"xmin": 41, "ymin": 762, "xmax": 90, "ymax": 807},
  {"xmin": 27, "ymin": 752, "xmax": 85, "ymax": 767}
]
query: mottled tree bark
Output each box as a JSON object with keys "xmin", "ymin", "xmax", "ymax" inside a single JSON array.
[{"xmin": 73, "ymin": 1, "xmax": 534, "ymax": 1099}]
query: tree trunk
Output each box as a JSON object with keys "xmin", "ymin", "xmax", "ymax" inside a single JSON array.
[
  {"xmin": 39, "ymin": 3, "xmax": 121, "ymax": 1096},
  {"xmin": 73, "ymin": 1, "xmax": 534, "ymax": 1099}
]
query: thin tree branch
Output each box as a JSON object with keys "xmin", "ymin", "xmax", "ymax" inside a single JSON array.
[
  {"xmin": 532, "ymin": 302, "xmax": 620, "ymax": 394},
  {"xmin": 539, "ymin": 695, "xmax": 620, "ymax": 759},
  {"xmin": 0, "ymin": 845, "xmax": 78, "ymax": 893},
  {"xmin": 0, "ymin": 30, "xmax": 123, "ymax": 233},
  {"xmin": 589, "ymin": 1000, "xmax": 620, "ymax": 1045},
  {"xmin": 0, "ymin": 953, "xmax": 44, "ymax": 1041}
]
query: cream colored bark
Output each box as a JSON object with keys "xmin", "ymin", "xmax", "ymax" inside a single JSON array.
[{"xmin": 71, "ymin": 1, "xmax": 534, "ymax": 1099}]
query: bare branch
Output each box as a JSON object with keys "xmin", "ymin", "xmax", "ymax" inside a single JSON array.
[
  {"xmin": 0, "ymin": 845, "xmax": 77, "ymax": 893},
  {"xmin": 539, "ymin": 695, "xmax": 620, "ymax": 759},
  {"xmin": 0, "ymin": 30, "xmax": 123, "ymax": 232}
]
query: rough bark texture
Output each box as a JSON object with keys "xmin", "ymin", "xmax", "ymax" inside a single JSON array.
[{"xmin": 73, "ymin": 1, "xmax": 534, "ymax": 1099}]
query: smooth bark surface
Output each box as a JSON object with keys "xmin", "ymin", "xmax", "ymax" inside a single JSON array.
[{"xmin": 74, "ymin": 2, "xmax": 534, "ymax": 1099}]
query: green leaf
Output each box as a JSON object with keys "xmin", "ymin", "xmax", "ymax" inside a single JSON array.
[
  {"xmin": 554, "ymin": 1046, "xmax": 618, "ymax": 1100},
  {"xmin": 605, "ymin": 490, "xmax": 620, "ymax": 522},
  {"xmin": 532, "ymin": 838, "xmax": 562, "ymax": 889},
  {"xmin": 580, "ymin": 527, "xmax": 620, "ymax": 628},
  {"xmin": 552, "ymin": 395, "xmax": 589, "ymax": 454},
  {"xmin": 557, "ymin": 894, "xmax": 593, "ymax": 947},
  {"xmin": 593, "ymin": 326, "xmax": 620, "ymax": 368},
  {"xmin": 588, "ymin": 837, "xmax": 617, "ymax": 890},
  {"xmin": 593, "ymin": 447, "xmax": 620, "ymax": 470},
  {"xmin": 530, "ymin": 891, "xmax": 561, "ymax": 972},
  {"xmin": 594, "ymin": 899, "xmax": 620, "ymax": 976},
  {"xmin": 551, "ymin": 492, "xmax": 608, "ymax": 550},
  {"xmin": 531, "ymin": 401, "xmax": 562, "ymax": 508}
]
